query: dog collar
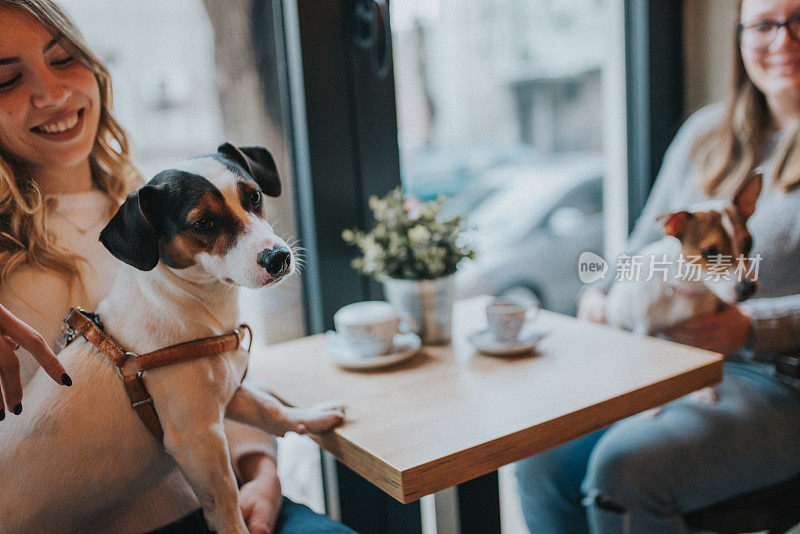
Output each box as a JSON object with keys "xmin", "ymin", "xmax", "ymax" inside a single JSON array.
[{"xmin": 62, "ymin": 307, "xmax": 252, "ymax": 441}]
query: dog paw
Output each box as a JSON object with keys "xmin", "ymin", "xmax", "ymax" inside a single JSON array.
[
  {"xmin": 292, "ymin": 402, "xmax": 346, "ymax": 435},
  {"xmin": 691, "ymin": 387, "xmax": 718, "ymax": 404},
  {"xmin": 642, "ymin": 406, "xmax": 663, "ymax": 418}
]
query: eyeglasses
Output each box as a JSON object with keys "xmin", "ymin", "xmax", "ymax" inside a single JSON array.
[{"xmin": 738, "ymin": 13, "xmax": 800, "ymax": 50}]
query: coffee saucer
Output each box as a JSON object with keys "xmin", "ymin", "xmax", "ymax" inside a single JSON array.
[
  {"xmin": 324, "ymin": 331, "xmax": 422, "ymax": 370},
  {"xmin": 467, "ymin": 329, "xmax": 546, "ymax": 356}
]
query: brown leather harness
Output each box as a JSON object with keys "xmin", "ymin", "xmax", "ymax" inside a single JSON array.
[{"xmin": 63, "ymin": 307, "xmax": 252, "ymax": 441}]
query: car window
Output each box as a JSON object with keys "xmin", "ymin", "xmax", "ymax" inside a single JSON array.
[
  {"xmin": 469, "ymin": 177, "xmax": 564, "ymax": 233},
  {"xmin": 442, "ymin": 185, "xmax": 503, "ymax": 219}
]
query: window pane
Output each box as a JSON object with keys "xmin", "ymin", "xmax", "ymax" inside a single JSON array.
[{"xmin": 392, "ymin": 0, "xmax": 610, "ymax": 316}]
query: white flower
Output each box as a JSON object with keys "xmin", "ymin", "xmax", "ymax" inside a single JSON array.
[
  {"xmin": 343, "ymin": 187, "xmax": 476, "ymax": 279},
  {"xmin": 408, "ymin": 225, "xmax": 431, "ymax": 246}
]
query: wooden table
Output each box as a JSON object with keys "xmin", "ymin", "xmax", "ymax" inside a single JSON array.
[{"xmin": 248, "ymin": 296, "xmax": 723, "ymax": 532}]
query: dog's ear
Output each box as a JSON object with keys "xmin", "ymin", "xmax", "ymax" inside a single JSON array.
[
  {"xmin": 657, "ymin": 211, "xmax": 692, "ymax": 239},
  {"xmin": 733, "ymin": 171, "xmax": 763, "ymax": 220},
  {"xmin": 217, "ymin": 143, "xmax": 281, "ymax": 197},
  {"xmin": 99, "ymin": 186, "xmax": 161, "ymax": 271}
]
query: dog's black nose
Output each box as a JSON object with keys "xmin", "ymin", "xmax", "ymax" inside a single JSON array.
[
  {"xmin": 257, "ymin": 247, "xmax": 291, "ymax": 276},
  {"xmin": 736, "ymin": 280, "xmax": 757, "ymax": 301}
]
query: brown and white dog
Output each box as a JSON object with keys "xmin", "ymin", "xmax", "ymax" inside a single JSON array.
[
  {"xmin": 605, "ymin": 172, "xmax": 762, "ymax": 408},
  {"xmin": 0, "ymin": 144, "xmax": 344, "ymax": 534},
  {"xmin": 607, "ymin": 172, "xmax": 762, "ymax": 336}
]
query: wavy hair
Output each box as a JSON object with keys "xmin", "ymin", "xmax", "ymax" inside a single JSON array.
[
  {"xmin": 0, "ymin": 0, "xmax": 141, "ymax": 295},
  {"xmin": 691, "ymin": 0, "xmax": 800, "ymax": 196}
]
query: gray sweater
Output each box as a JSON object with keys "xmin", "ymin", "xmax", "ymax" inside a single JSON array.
[{"xmin": 618, "ymin": 103, "xmax": 800, "ymax": 356}]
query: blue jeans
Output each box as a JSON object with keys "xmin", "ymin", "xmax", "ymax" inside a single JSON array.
[
  {"xmin": 149, "ymin": 497, "xmax": 356, "ymax": 533},
  {"xmin": 515, "ymin": 362, "xmax": 800, "ymax": 533}
]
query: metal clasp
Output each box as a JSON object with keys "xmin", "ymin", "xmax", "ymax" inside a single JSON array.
[
  {"xmin": 235, "ymin": 324, "xmax": 254, "ymax": 353},
  {"xmin": 131, "ymin": 373, "xmax": 155, "ymax": 409},
  {"xmin": 116, "ymin": 351, "xmax": 139, "ymax": 381},
  {"xmin": 118, "ymin": 366, "xmax": 154, "ymax": 410}
]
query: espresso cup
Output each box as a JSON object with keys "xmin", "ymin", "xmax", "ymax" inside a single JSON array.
[
  {"xmin": 485, "ymin": 297, "xmax": 539, "ymax": 343},
  {"xmin": 333, "ymin": 301, "xmax": 413, "ymax": 357}
]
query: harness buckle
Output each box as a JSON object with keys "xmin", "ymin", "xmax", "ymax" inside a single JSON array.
[
  {"xmin": 131, "ymin": 397, "xmax": 154, "ymax": 409},
  {"xmin": 130, "ymin": 371, "xmax": 154, "ymax": 409}
]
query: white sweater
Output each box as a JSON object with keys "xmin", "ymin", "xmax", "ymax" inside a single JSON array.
[{"xmin": 0, "ymin": 190, "xmax": 277, "ymax": 533}]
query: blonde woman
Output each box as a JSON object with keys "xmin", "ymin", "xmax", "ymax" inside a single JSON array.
[
  {"xmin": 0, "ymin": 1, "xmax": 353, "ymax": 533},
  {"xmin": 516, "ymin": 0, "xmax": 800, "ymax": 532}
]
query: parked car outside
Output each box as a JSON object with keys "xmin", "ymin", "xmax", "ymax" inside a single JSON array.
[
  {"xmin": 401, "ymin": 144, "xmax": 541, "ymax": 201},
  {"xmin": 453, "ymin": 154, "xmax": 604, "ymax": 315}
]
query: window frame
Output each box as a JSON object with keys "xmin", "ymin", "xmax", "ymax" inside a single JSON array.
[
  {"xmin": 282, "ymin": 1, "xmax": 420, "ymax": 530},
  {"xmin": 625, "ymin": 0, "xmax": 685, "ymax": 230}
]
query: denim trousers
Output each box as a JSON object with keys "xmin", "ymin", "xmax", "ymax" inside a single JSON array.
[
  {"xmin": 514, "ymin": 362, "xmax": 800, "ymax": 534},
  {"xmin": 149, "ymin": 497, "xmax": 356, "ymax": 534}
]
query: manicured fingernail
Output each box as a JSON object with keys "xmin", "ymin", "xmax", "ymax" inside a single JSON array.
[
  {"xmin": 0, "ymin": 409, "xmax": 4, "ymax": 421},
  {"xmin": 62, "ymin": 373, "xmax": 72, "ymax": 387},
  {"xmin": 12, "ymin": 403, "xmax": 21, "ymax": 416}
]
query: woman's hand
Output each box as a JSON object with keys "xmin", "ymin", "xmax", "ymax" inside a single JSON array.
[
  {"xmin": 577, "ymin": 288, "xmax": 607, "ymax": 324},
  {"xmin": 661, "ymin": 304, "xmax": 751, "ymax": 355},
  {"xmin": 238, "ymin": 453, "xmax": 283, "ymax": 534},
  {"xmin": 0, "ymin": 303, "xmax": 71, "ymax": 418}
]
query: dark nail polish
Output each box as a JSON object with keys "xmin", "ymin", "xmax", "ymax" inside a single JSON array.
[
  {"xmin": 12, "ymin": 403, "xmax": 21, "ymax": 416},
  {"xmin": 0, "ymin": 409, "xmax": 4, "ymax": 421},
  {"xmin": 62, "ymin": 373, "xmax": 72, "ymax": 387}
]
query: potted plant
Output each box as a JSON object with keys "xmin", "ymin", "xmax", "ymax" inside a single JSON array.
[{"xmin": 342, "ymin": 187, "xmax": 475, "ymax": 344}]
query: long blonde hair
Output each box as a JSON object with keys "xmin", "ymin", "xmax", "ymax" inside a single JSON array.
[
  {"xmin": 0, "ymin": 0, "xmax": 141, "ymax": 293},
  {"xmin": 691, "ymin": 0, "xmax": 800, "ymax": 196}
]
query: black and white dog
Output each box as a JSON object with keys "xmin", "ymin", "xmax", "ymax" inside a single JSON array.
[{"xmin": 0, "ymin": 144, "xmax": 344, "ymax": 534}]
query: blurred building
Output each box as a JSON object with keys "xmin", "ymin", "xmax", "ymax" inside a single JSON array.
[
  {"xmin": 392, "ymin": 0, "xmax": 605, "ymax": 167},
  {"xmin": 58, "ymin": 0, "xmax": 222, "ymax": 178}
]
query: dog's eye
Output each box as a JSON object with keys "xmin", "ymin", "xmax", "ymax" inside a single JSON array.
[
  {"xmin": 192, "ymin": 219, "xmax": 214, "ymax": 232},
  {"xmin": 250, "ymin": 190, "xmax": 262, "ymax": 209},
  {"xmin": 701, "ymin": 245, "xmax": 720, "ymax": 259}
]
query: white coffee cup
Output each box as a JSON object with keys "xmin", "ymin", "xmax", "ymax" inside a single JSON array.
[
  {"xmin": 486, "ymin": 297, "xmax": 539, "ymax": 343},
  {"xmin": 333, "ymin": 301, "xmax": 414, "ymax": 356}
]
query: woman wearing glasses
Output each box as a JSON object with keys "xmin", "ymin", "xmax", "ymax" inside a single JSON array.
[{"xmin": 516, "ymin": 1, "xmax": 800, "ymax": 532}]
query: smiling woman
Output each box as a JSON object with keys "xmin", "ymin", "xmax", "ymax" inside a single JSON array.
[
  {"xmin": 0, "ymin": 30, "xmax": 101, "ymax": 177},
  {"xmin": 686, "ymin": 0, "xmax": 800, "ymax": 199},
  {"xmin": 0, "ymin": 1, "xmax": 355, "ymax": 533},
  {"xmin": 0, "ymin": 6, "xmax": 129, "ymax": 188},
  {"xmin": 0, "ymin": 39, "xmax": 97, "ymax": 164},
  {"xmin": 740, "ymin": 0, "xmax": 800, "ymax": 117},
  {"xmin": 0, "ymin": 1, "xmax": 138, "ymax": 301},
  {"xmin": 518, "ymin": 0, "xmax": 800, "ymax": 532}
]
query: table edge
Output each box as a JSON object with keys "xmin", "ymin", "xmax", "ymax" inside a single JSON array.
[{"xmin": 396, "ymin": 357, "xmax": 723, "ymax": 503}]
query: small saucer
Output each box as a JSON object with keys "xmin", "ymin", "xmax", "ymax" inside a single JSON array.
[
  {"xmin": 467, "ymin": 329, "xmax": 546, "ymax": 356},
  {"xmin": 325, "ymin": 331, "xmax": 422, "ymax": 370}
]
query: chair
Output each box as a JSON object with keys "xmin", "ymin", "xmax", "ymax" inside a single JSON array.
[{"xmin": 684, "ymin": 473, "xmax": 800, "ymax": 534}]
